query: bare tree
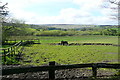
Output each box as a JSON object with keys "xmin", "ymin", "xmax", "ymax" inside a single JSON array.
[
  {"xmin": 0, "ymin": 2, "xmax": 9, "ymax": 42},
  {"xmin": 109, "ymin": 0, "xmax": 120, "ymax": 5},
  {"xmin": 102, "ymin": 0, "xmax": 119, "ymax": 20},
  {"xmin": 0, "ymin": 2, "xmax": 9, "ymax": 23}
]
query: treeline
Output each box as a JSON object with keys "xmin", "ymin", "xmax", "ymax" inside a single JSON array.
[
  {"xmin": 33, "ymin": 29, "xmax": 120, "ymax": 36},
  {"xmin": 2, "ymin": 22, "xmax": 36, "ymax": 42},
  {"xmin": 29, "ymin": 24, "xmax": 67, "ymax": 31},
  {"xmin": 33, "ymin": 25, "xmax": 120, "ymax": 36},
  {"xmin": 3, "ymin": 22, "xmax": 120, "ymax": 39},
  {"xmin": 80, "ymin": 26, "xmax": 120, "ymax": 36}
]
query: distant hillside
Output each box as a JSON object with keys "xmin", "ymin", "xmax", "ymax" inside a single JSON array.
[
  {"xmin": 29, "ymin": 24, "xmax": 97, "ymax": 29},
  {"xmin": 46, "ymin": 24, "xmax": 96, "ymax": 29},
  {"xmin": 28, "ymin": 24, "xmax": 118, "ymax": 30},
  {"xmin": 3, "ymin": 22, "xmax": 119, "ymax": 38}
]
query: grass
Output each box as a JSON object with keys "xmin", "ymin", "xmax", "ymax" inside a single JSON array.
[
  {"xmin": 4, "ymin": 35, "xmax": 119, "ymax": 65},
  {"xmin": 8, "ymin": 35, "xmax": 118, "ymax": 44},
  {"xmin": 6, "ymin": 35, "xmax": 119, "ymax": 65},
  {"xmin": 40, "ymin": 35, "xmax": 118, "ymax": 44},
  {"xmin": 22, "ymin": 44, "xmax": 118, "ymax": 66}
]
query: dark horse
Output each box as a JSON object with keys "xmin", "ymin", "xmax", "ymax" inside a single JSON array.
[{"xmin": 61, "ymin": 41, "xmax": 68, "ymax": 45}]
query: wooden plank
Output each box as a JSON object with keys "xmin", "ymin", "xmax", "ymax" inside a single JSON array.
[
  {"xmin": 97, "ymin": 64, "xmax": 120, "ymax": 69},
  {"xmin": 1, "ymin": 41, "xmax": 22, "ymax": 64},
  {"xmin": 2, "ymin": 41, "xmax": 21, "ymax": 51},
  {"xmin": 2, "ymin": 63, "xmax": 120, "ymax": 75},
  {"xmin": 2, "ymin": 63, "xmax": 92, "ymax": 75},
  {"xmin": 2, "ymin": 41, "xmax": 22, "ymax": 55}
]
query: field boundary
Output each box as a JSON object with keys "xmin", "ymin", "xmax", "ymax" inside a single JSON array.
[
  {"xmin": 2, "ymin": 61, "xmax": 120, "ymax": 79},
  {"xmin": 49, "ymin": 43, "xmax": 120, "ymax": 46},
  {"xmin": 2, "ymin": 39, "xmax": 40, "ymax": 45},
  {"xmin": 1, "ymin": 39, "xmax": 40, "ymax": 64},
  {"xmin": 1, "ymin": 41, "xmax": 23, "ymax": 64}
]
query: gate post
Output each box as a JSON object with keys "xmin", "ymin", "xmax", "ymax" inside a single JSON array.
[
  {"xmin": 92, "ymin": 63, "xmax": 97, "ymax": 78},
  {"xmin": 49, "ymin": 61, "xmax": 55, "ymax": 80}
]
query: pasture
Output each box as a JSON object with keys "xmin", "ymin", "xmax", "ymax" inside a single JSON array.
[
  {"xmin": 9, "ymin": 35, "xmax": 118, "ymax": 44},
  {"xmin": 22, "ymin": 44, "xmax": 118, "ymax": 65},
  {"xmin": 3, "ymin": 35, "xmax": 119, "ymax": 66},
  {"xmin": 17, "ymin": 35, "xmax": 119, "ymax": 66}
]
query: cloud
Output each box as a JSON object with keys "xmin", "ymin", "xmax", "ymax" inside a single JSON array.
[
  {"xmin": 26, "ymin": 7, "xmax": 117, "ymax": 25},
  {"xmin": 24, "ymin": 7, "xmax": 116, "ymax": 25},
  {"xmin": 2, "ymin": 0, "xmax": 118, "ymax": 25},
  {"xmin": 73, "ymin": 0, "xmax": 103, "ymax": 11}
]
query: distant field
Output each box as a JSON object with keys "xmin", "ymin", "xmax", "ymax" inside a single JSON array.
[
  {"xmin": 9, "ymin": 35, "xmax": 118, "ymax": 44},
  {"xmin": 22, "ymin": 44, "xmax": 118, "ymax": 66}
]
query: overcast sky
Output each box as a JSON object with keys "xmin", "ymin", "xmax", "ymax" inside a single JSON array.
[{"xmin": 2, "ymin": 0, "xmax": 118, "ymax": 25}]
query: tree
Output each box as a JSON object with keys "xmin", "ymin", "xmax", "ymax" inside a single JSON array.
[
  {"xmin": 109, "ymin": 0, "xmax": 120, "ymax": 5},
  {"xmin": 1, "ymin": 2, "xmax": 30, "ymax": 42},
  {"xmin": 2, "ymin": 18, "xmax": 31, "ymax": 37},
  {"xmin": 103, "ymin": 0, "xmax": 120, "ymax": 20},
  {"xmin": 0, "ymin": 2, "xmax": 9, "ymax": 43},
  {"xmin": 109, "ymin": 0, "xmax": 120, "ymax": 21},
  {"xmin": 0, "ymin": 2, "xmax": 8, "ymax": 22}
]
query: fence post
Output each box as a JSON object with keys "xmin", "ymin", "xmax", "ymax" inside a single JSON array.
[
  {"xmin": 49, "ymin": 61, "xmax": 55, "ymax": 80},
  {"xmin": 8, "ymin": 48, "xmax": 11, "ymax": 57},
  {"xmin": 11, "ymin": 47, "xmax": 12, "ymax": 51},
  {"xmin": 92, "ymin": 64, "xmax": 97, "ymax": 78},
  {"xmin": 7, "ymin": 48, "xmax": 10, "ymax": 56},
  {"xmin": 11, "ymin": 47, "xmax": 13, "ymax": 57},
  {"xmin": 13, "ymin": 46, "xmax": 15, "ymax": 55},
  {"xmin": 8, "ymin": 48, "xmax": 10, "ymax": 52},
  {"xmin": 3, "ymin": 49, "xmax": 6, "ymax": 64},
  {"xmin": 15, "ymin": 39, "xmax": 16, "ymax": 43}
]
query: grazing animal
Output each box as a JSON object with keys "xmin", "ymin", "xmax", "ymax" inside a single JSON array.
[{"xmin": 61, "ymin": 41, "xmax": 68, "ymax": 45}]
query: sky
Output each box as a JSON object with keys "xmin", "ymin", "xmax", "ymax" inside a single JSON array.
[{"xmin": 1, "ymin": 0, "xmax": 118, "ymax": 25}]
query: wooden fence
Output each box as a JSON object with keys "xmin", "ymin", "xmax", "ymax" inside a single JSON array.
[
  {"xmin": 3, "ymin": 39, "xmax": 40, "ymax": 44},
  {"xmin": 2, "ymin": 61, "xmax": 120, "ymax": 79},
  {"xmin": 1, "ymin": 41, "xmax": 22, "ymax": 64},
  {"xmin": 1, "ymin": 39, "xmax": 40, "ymax": 64}
]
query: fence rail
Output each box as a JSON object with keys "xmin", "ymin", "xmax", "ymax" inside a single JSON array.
[
  {"xmin": 2, "ymin": 61, "xmax": 120, "ymax": 79},
  {"xmin": 1, "ymin": 39, "xmax": 40, "ymax": 64},
  {"xmin": 1, "ymin": 41, "xmax": 22, "ymax": 64},
  {"xmin": 3, "ymin": 39, "xmax": 40, "ymax": 45}
]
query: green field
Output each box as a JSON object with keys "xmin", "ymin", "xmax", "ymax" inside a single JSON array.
[
  {"xmin": 19, "ymin": 35, "xmax": 119, "ymax": 66},
  {"xmin": 22, "ymin": 44, "xmax": 118, "ymax": 66},
  {"xmin": 9, "ymin": 35, "xmax": 118, "ymax": 44}
]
